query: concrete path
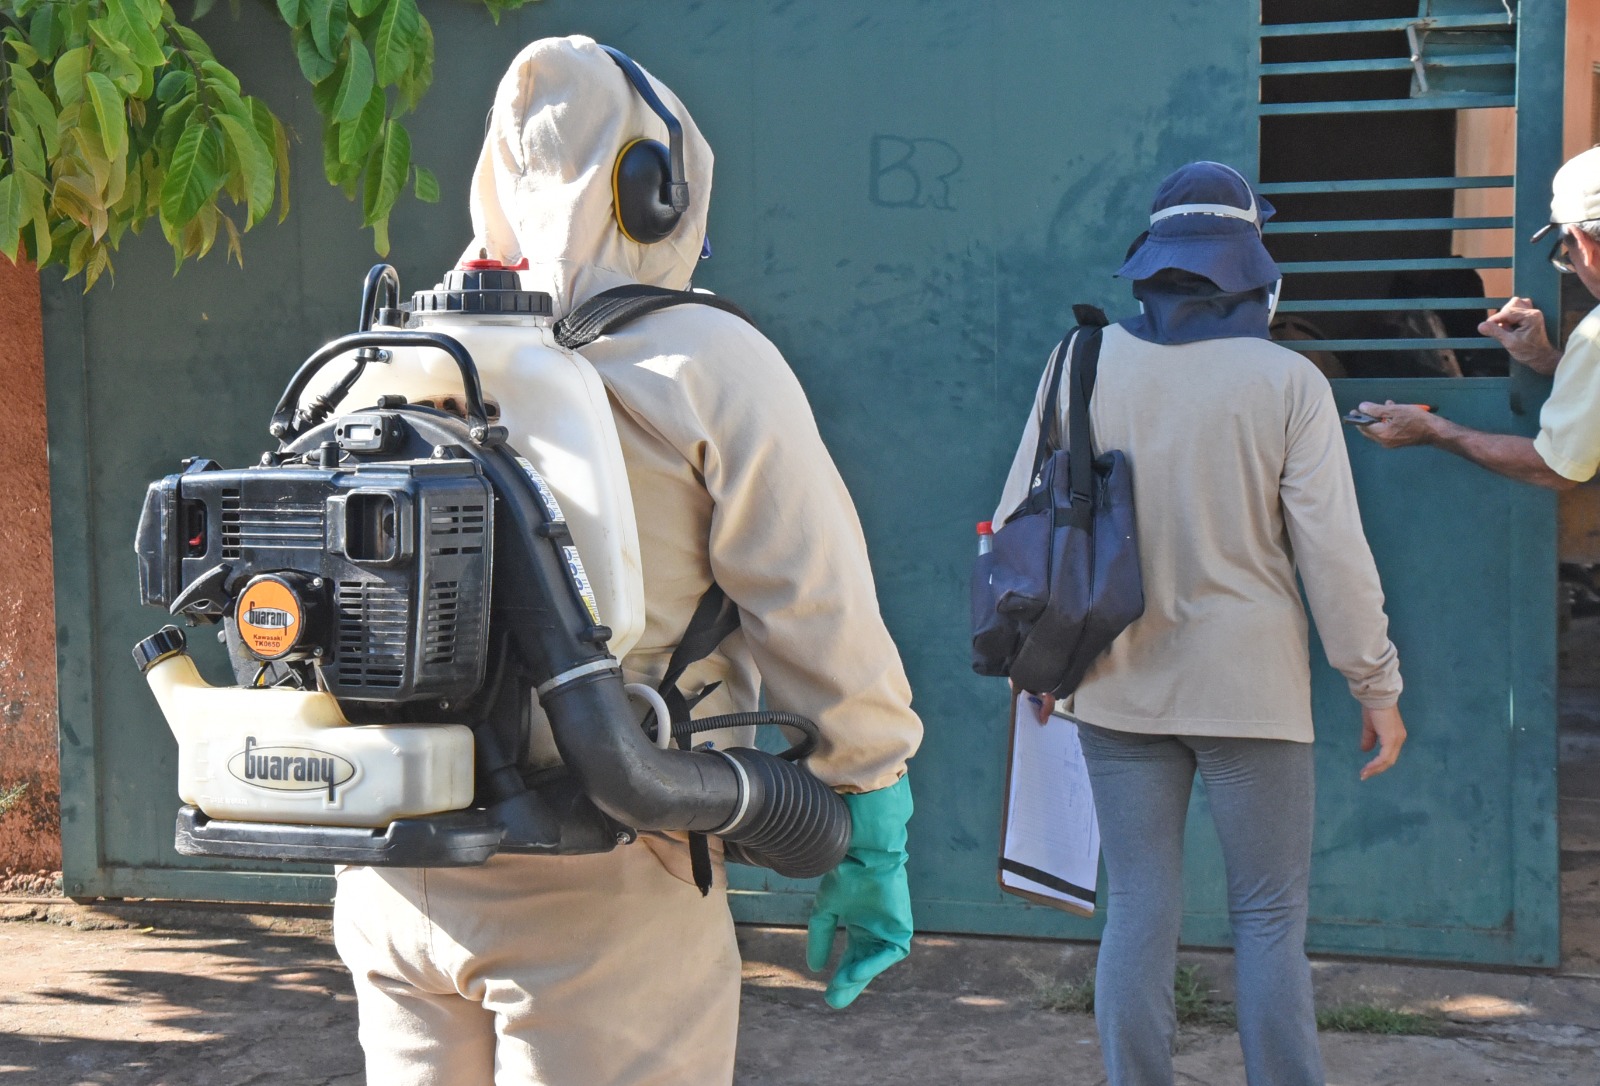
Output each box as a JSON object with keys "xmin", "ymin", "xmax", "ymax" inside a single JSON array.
[{"xmin": 3, "ymin": 901, "xmax": 1599, "ymax": 1085}]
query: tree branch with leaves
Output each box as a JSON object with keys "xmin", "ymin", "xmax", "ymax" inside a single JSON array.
[{"xmin": 0, "ymin": 0, "xmax": 534, "ymax": 289}]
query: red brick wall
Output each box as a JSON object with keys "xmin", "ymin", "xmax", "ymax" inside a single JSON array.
[{"xmin": 0, "ymin": 258, "xmax": 60, "ymax": 875}]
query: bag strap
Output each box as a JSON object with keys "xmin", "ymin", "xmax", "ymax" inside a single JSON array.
[
  {"xmin": 1066, "ymin": 324, "xmax": 1106, "ymax": 507},
  {"xmin": 655, "ymin": 582, "xmax": 743, "ymax": 897},
  {"xmin": 1031, "ymin": 304, "xmax": 1110, "ymax": 485},
  {"xmin": 552, "ymin": 284, "xmax": 755, "ymax": 349}
]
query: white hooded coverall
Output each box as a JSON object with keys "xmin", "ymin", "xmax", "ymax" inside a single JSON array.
[{"xmin": 331, "ymin": 35, "xmax": 924, "ymax": 1086}]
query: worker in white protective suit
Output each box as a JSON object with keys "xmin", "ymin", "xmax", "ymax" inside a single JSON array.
[{"xmin": 332, "ymin": 35, "xmax": 923, "ymax": 1086}]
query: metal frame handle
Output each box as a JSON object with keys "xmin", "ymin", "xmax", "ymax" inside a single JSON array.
[{"xmin": 270, "ymin": 331, "xmax": 496, "ymax": 445}]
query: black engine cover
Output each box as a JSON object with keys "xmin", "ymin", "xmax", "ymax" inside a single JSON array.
[{"xmin": 136, "ymin": 448, "xmax": 494, "ymax": 704}]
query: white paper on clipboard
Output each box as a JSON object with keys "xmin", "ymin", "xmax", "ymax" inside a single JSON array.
[{"xmin": 1000, "ymin": 698, "xmax": 1101, "ymax": 915}]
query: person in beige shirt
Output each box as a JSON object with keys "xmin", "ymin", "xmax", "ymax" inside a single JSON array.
[
  {"xmin": 995, "ymin": 162, "xmax": 1404, "ymax": 1086},
  {"xmin": 1360, "ymin": 146, "xmax": 1600, "ymax": 485},
  {"xmin": 332, "ymin": 37, "xmax": 922, "ymax": 1086}
]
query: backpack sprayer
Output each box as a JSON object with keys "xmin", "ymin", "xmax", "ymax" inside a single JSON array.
[{"xmin": 131, "ymin": 262, "xmax": 851, "ymax": 875}]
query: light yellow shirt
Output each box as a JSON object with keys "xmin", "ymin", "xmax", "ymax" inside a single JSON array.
[
  {"xmin": 1534, "ymin": 304, "xmax": 1600, "ymax": 482},
  {"xmin": 994, "ymin": 325, "xmax": 1401, "ymax": 742}
]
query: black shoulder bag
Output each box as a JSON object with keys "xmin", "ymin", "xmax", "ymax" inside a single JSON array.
[{"xmin": 970, "ymin": 306, "xmax": 1144, "ymax": 697}]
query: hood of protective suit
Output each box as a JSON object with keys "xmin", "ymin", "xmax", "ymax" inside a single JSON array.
[{"xmin": 461, "ymin": 36, "xmax": 713, "ymax": 318}]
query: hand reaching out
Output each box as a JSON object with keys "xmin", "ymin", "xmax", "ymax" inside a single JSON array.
[{"xmin": 1479, "ymin": 297, "xmax": 1561, "ymax": 375}]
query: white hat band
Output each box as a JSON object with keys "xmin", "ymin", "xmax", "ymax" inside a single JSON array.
[{"xmin": 1149, "ymin": 202, "xmax": 1259, "ymax": 226}]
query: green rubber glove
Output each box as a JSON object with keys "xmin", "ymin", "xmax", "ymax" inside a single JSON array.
[{"xmin": 805, "ymin": 774, "xmax": 914, "ymax": 1009}]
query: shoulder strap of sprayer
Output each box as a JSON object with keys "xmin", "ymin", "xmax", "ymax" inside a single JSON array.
[
  {"xmin": 552, "ymin": 284, "xmax": 755, "ymax": 349},
  {"xmin": 1031, "ymin": 305, "xmax": 1110, "ymax": 509},
  {"xmin": 654, "ymin": 583, "xmax": 742, "ymax": 896},
  {"xmin": 553, "ymin": 284, "xmax": 755, "ymax": 896}
]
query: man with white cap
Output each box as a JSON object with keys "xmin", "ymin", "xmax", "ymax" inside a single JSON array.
[
  {"xmin": 331, "ymin": 36, "xmax": 922, "ymax": 1085},
  {"xmin": 996, "ymin": 161, "xmax": 1404, "ymax": 1086},
  {"xmin": 1358, "ymin": 146, "xmax": 1600, "ymax": 488}
]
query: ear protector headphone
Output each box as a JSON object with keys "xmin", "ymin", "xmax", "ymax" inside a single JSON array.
[{"xmin": 600, "ymin": 45, "xmax": 691, "ymax": 245}]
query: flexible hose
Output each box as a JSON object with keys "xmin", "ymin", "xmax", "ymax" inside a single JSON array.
[
  {"xmin": 715, "ymin": 748, "xmax": 852, "ymax": 879},
  {"xmin": 646, "ymin": 710, "xmax": 820, "ymax": 761}
]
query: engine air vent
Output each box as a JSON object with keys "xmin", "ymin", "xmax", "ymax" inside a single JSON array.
[{"xmin": 335, "ymin": 580, "xmax": 409, "ymax": 688}]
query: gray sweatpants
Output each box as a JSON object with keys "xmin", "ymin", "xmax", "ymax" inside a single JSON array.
[{"xmin": 1076, "ymin": 724, "xmax": 1325, "ymax": 1086}]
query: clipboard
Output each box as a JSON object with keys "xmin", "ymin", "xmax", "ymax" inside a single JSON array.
[{"xmin": 998, "ymin": 690, "xmax": 1101, "ymax": 917}]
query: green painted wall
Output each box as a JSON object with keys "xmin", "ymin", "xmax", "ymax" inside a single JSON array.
[{"xmin": 46, "ymin": 0, "xmax": 1564, "ymax": 964}]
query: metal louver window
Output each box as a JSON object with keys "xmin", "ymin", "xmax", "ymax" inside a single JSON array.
[{"xmin": 1258, "ymin": 0, "xmax": 1523, "ymax": 376}]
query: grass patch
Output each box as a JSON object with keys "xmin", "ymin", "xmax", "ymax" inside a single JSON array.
[
  {"xmin": 1026, "ymin": 968, "xmax": 1096, "ymax": 1014},
  {"xmin": 1317, "ymin": 1004, "xmax": 1440, "ymax": 1036},
  {"xmin": 1027, "ymin": 964, "xmax": 1235, "ymax": 1025},
  {"xmin": 1173, "ymin": 964, "xmax": 1235, "ymax": 1026}
]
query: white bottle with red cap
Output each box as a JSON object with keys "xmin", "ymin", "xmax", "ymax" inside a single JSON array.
[{"xmin": 326, "ymin": 258, "xmax": 647, "ymax": 665}]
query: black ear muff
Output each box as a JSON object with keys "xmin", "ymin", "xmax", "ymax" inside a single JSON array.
[{"xmin": 613, "ymin": 138, "xmax": 682, "ymax": 245}]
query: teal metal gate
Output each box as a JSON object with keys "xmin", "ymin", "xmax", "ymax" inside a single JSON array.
[{"xmin": 47, "ymin": 0, "xmax": 1567, "ymax": 964}]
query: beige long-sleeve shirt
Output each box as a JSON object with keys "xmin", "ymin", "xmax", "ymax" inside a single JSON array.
[
  {"xmin": 580, "ymin": 303, "xmax": 923, "ymax": 881},
  {"xmin": 994, "ymin": 324, "xmax": 1401, "ymax": 742}
]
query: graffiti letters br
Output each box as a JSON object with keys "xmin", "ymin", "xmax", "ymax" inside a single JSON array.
[{"xmin": 870, "ymin": 136, "xmax": 963, "ymax": 210}]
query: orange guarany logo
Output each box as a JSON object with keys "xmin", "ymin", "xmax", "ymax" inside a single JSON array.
[{"xmin": 237, "ymin": 579, "xmax": 301, "ymax": 659}]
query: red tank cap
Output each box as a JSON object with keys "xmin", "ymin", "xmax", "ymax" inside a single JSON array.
[
  {"xmin": 976, "ymin": 521, "xmax": 993, "ymax": 534},
  {"xmin": 459, "ymin": 256, "xmax": 530, "ymax": 271}
]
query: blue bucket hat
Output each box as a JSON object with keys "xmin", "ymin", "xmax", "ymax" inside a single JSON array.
[{"xmin": 1115, "ymin": 161, "xmax": 1280, "ymax": 292}]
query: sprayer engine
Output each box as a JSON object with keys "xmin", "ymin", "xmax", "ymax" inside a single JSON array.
[
  {"xmin": 129, "ymin": 263, "xmax": 852, "ymax": 875},
  {"xmin": 138, "ymin": 444, "xmax": 493, "ymax": 704}
]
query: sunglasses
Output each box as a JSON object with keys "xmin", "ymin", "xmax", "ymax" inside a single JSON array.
[{"xmin": 1532, "ymin": 221, "xmax": 1590, "ymax": 274}]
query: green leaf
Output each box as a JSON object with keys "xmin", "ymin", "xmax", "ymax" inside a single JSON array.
[
  {"xmin": 156, "ymin": 70, "xmax": 193, "ymax": 104},
  {"xmin": 206, "ymin": 81, "xmax": 252, "ymax": 127},
  {"xmin": 5, "ymin": 113, "xmax": 45, "ymax": 177},
  {"xmin": 84, "ymin": 72, "xmax": 128, "ymax": 161},
  {"xmin": 128, "ymin": 0, "xmax": 164, "ymax": 34},
  {"xmin": 307, "ymin": 0, "xmax": 348, "ymax": 62},
  {"xmin": 395, "ymin": 15, "xmax": 432, "ymax": 112},
  {"xmin": 412, "ymin": 163, "xmax": 438, "ymax": 203},
  {"xmin": 170, "ymin": 25, "xmax": 217, "ymax": 62},
  {"xmin": 65, "ymin": 227, "xmax": 93, "ymax": 279},
  {"xmin": 361, "ymin": 117, "xmax": 408, "ymax": 226},
  {"xmin": 277, "ymin": 0, "xmax": 307, "ymax": 27},
  {"xmin": 220, "ymin": 208, "xmax": 242, "ymax": 265},
  {"xmin": 155, "ymin": 93, "xmax": 198, "ymax": 157},
  {"xmin": 0, "ymin": 175, "xmax": 25, "ymax": 260},
  {"xmin": 160, "ymin": 121, "xmax": 225, "ymax": 226},
  {"xmin": 215, "ymin": 113, "xmax": 272, "ymax": 227},
  {"xmin": 8, "ymin": 64, "xmax": 61, "ymax": 157},
  {"xmin": 292, "ymin": 28, "xmax": 336, "ymax": 84},
  {"xmin": 337, "ymin": 85, "xmax": 383, "ymax": 165},
  {"xmin": 26, "ymin": 174, "xmax": 51, "ymax": 266},
  {"xmin": 192, "ymin": 0, "xmax": 217, "ymax": 19},
  {"xmin": 53, "ymin": 45, "xmax": 89, "ymax": 105},
  {"xmin": 83, "ymin": 238, "xmax": 111, "ymax": 290},
  {"xmin": 104, "ymin": 0, "xmax": 166, "ymax": 68},
  {"xmin": 373, "ymin": 0, "xmax": 418, "ymax": 85},
  {"xmin": 320, "ymin": 114, "xmax": 357, "ymax": 186},
  {"xmin": 26, "ymin": 5, "xmax": 60, "ymax": 62},
  {"xmin": 348, "ymin": 0, "xmax": 380, "ymax": 19},
  {"xmin": 199, "ymin": 59, "xmax": 242, "ymax": 96},
  {"xmin": 330, "ymin": 36, "xmax": 374, "ymax": 123},
  {"xmin": 250, "ymin": 98, "xmax": 292, "ymax": 222},
  {"xmin": 370, "ymin": 212, "xmax": 389, "ymax": 256},
  {"xmin": 6, "ymin": 30, "xmax": 41, "ymax": 68}
]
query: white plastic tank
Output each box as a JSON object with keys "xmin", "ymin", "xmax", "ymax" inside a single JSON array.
[
  {"xmin": 321, "ymin": 260, "xmax": 646, "ymax": 661},
  {"xmin": 145, "ymin": 650, "xmax": 475, "ymax": 827}
]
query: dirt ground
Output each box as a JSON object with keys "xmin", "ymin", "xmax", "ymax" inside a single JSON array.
[
  {"xmin": 6, "ymin": 619, "xmax": 1600, "ymax": 1085},
  {"xmin": 3, "ymin": 906, "xmax": 1600, "ymax": 1086}
]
